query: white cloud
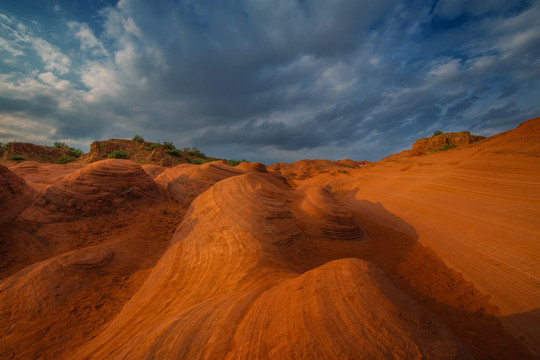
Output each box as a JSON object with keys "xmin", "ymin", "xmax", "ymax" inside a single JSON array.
[
  {"xmin": 428, "ymin": 58, "xmax": 462, "ymax": 78},
  {"xmin": 467, "ymin": 55, "xmax": 496, "ymax": 72},
  {"xmin": 38, "ymin": 72, "xmax": 71, "ymax": 91},
  {"xmin": 0, "ymin": 14, "xmax": 27, "ymax": 56},
  {"xmin": 0, "ymin": 37, "xmax": 24, "ymax": 57},
  {"xmin": 81, "ymin": 62, "xmax": 122, "ymax": 102},
  {"xmin": 0, "ymin": 113, "xmax": 58, "ymax": 144},
  {"xmin": 31, "ymin": 38, "xmax": 71, "ymax": 74},
  {"xmin": 0, "ymin": 13, "xmax": 72, "ymax": 75},
  {"xmin": 498, "ymin": 28, "xmax": 540, "ymax": 60},
  {"xmin": 68, "ymin": 21, "xmax": 108, "ymax": 57}
]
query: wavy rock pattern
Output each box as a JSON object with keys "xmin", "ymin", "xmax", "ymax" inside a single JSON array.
[
  {"xmin": 0, "ymin": 247, "xmax": 113, "ymax": 319},
  {"xmin": 228, "ymin": 258, "xmax": 470, "ymax": 359},
  {"xmin": 19, "ymin": 159, "xmax": 160, "ymax": 223},
  {"xmin": 236, "ymin": 161, "xmax": 268, "ymax": 173},
  {"xmin": 2, "ymin": 119, "xmax": 538, "ymax": 359},
  {"xmin": 312, "ymin": 117, "xmax": 540, "ymax": 355},
  {"xmin": 166, "ymin": 160, "xmax": 245, "ymax": 206},
  {"xmin": 299, "ymin": 185, "xmax": 363, "ymax": 240},
  {"xmin": 73, "ymin": 172, "xmax": 466, "ymax": 359}
]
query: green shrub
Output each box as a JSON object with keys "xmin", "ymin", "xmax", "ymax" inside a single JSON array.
[
  {"xmin": 133, "ymin": 135, "xmax": 145, "ymax": 142},
  {"xmin": 10, "ymin": 155, "xmax": 24, "ymax": 161},
  {"xmin": 166, "ymin": 149, "xmax": 181, "ymax": 157},
  {"xmin": 163, "ymin": 141, "xmax": 175, "ymax": 150},
  {"xmin": 433, "ymin": 130, "xmax": 443, "ymax": 136},
  {"xmin": 188, "ymin": 158, "xmax": 204, "ymax": 164},
  {"xmin": 185, "ymin": 147, "xmax": 207, "ymax": 158},
  {"xmin": 57, "ymin": 155, "xmax": 74, "ymax": 164},
  {"xmin": 144, "ymin": 143, "xmax": 161, "ymax": 151},
  {"xmin": 70, "ymin": 148, "xmax": 83, "ymax": 158},
  {"xmin": 430, "ymin": 144, "xmax": 456, "ymax": 153},
  {"xmin": 54, "ymin": 141, "xmax": 68, "ymax": 148},
  {"xmin": 108, "ymin": 150, "xmax": 128, "ymax": 159},
  {"xmin": 225, "ymin": 159, "xmax": 247, "ymax": 166}
]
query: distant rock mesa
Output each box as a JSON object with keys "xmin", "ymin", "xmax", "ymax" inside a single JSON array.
[{"xmin": 412, "ymin": 131, "xmax": 485, "ymax": 154}]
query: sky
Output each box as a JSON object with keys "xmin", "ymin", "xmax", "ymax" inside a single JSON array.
[{"xmin": 0, "ymin": 0, "xmax": 539, "ymax": 164}]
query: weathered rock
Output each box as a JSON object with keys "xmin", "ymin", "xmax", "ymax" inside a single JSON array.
[
  {"xmin": 18, "ymin": 159, "xmax": 160, "ymax": 222},
  {"xmin": 1, "ymin": 142, "xmax": 74, "ymax": 163},
  {"xmin": 0, "ymin": 164, "xmax": 36, "ymax": 225},
  {"xmin": 412, "ymin": 131, "xmax": 485, "ymax": 154}
]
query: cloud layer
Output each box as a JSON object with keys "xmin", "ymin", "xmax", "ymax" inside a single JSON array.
[{"xmin": 1, "ymin": 0, "xmax": 539, "ymax": 163}]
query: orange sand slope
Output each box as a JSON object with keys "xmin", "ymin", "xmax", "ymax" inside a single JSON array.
[
  {"xmin": 302, "ymin": 117, "xmax": 540, "ymax": 355},
  {"xmin": 1, "ymin": 118, "xmax": 539, "ymax": 359}
]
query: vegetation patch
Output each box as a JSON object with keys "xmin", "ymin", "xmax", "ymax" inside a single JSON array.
[
  {"xmin": 163, "ymin": 141, "xmax": 175, "ymax": 150},
  {"xmin": 183, "ymin": 147, "xmax": 207, "ymax": 158},
  {"xmin": 144, "ymin": 143, "xmax": 161, "ymax": 151},
  {"xmin": 54, "ymin": 141, "xmax": 68, "ymax": 148},
  {"xmin": 429, "ymin": 144, "xmax": 457, "ymax": 153},
  {"xmin": 57, "ymin": 155, "xmax": 74, "ymax": 164},
  {"xmin": 108, "ymin": 150, "xmax": 129, "ymax": 159},
  {"xmin": 186, "ymin": 157, "xmax": 214, "ymax": 165},
  {"xmin": 10, "ymin": 155, "xmax": 25, "ymax": 161},
  {"xmin": 53, "ymin": 141, "xmax": 83, "ymax": 157},
  {"xmin": 70, "ymin": 148, "xmax": 83, "ymax": 158},
  {"xmin": 133, "ymin": 135, "xmax": 145, "ymax": 142},
  {"xmin": 166, "ymin": 149, "xmax": 181, "ymax": 157},
  {"xmin": 225, "ymin": 159, "xmax": 247, "ymax": 166}
]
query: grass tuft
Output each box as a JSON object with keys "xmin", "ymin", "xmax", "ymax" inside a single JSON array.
[{"xmin": 108, "ymin": 150, "xmax": 128, "ymax": 159}]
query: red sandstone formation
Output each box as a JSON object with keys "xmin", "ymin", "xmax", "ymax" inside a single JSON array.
[
  {"xmin": 411, "ymin": 131, "xmax": 485, "ymax": 154},
  {"xmin": 1, "ymin": 143, "xmax": 74, "ymax": 163},
  {"xmin": 165, "ymin": 160, "xmax": 245, "ymax": 206},
  {"xmin": 0, "ymin": 165, "xmax": 36, "ymax": 225},
  {"xmin": 81, "ymin": 139, "xmax": 212, "ymax": 166},
  {"xmin": 1, "ymin": 118, "xmax": 539, "ymax": 359},
  {"xmin": 19, "ymin": 159, "xmax": 160, "ymax": 222},
  {"xmin": 236, "ymin": 161, "xmax": 268, "ymax": 173}
]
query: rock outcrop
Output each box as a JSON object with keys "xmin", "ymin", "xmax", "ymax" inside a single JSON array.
[
  {"xmin": 18, "ymin": 159, "xmax": 160, "ymax": 223},
  {"xmin": 81, "ymin": 139, "xmax": 212, "ymax": 167},
  {"xmin": 1, "ymin": 143, "xmax": 74, "ymax": 163},
  {"xmin": 412, "ymin": 131, "xmax": 485, "ymax": 154}
]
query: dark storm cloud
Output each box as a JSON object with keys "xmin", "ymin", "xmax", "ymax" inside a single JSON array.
[
  {"xmin": 0, "ymin": 95, "xmax": 59, "ymax": 116},
  {"xmin": 1, "ymin": 0, "xmax": 539, "ymax": 163}
]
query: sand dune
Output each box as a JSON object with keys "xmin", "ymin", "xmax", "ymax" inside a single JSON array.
[{"xmin": 1, "ymin": 118, "xmax": 539, "ymax": 359}]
